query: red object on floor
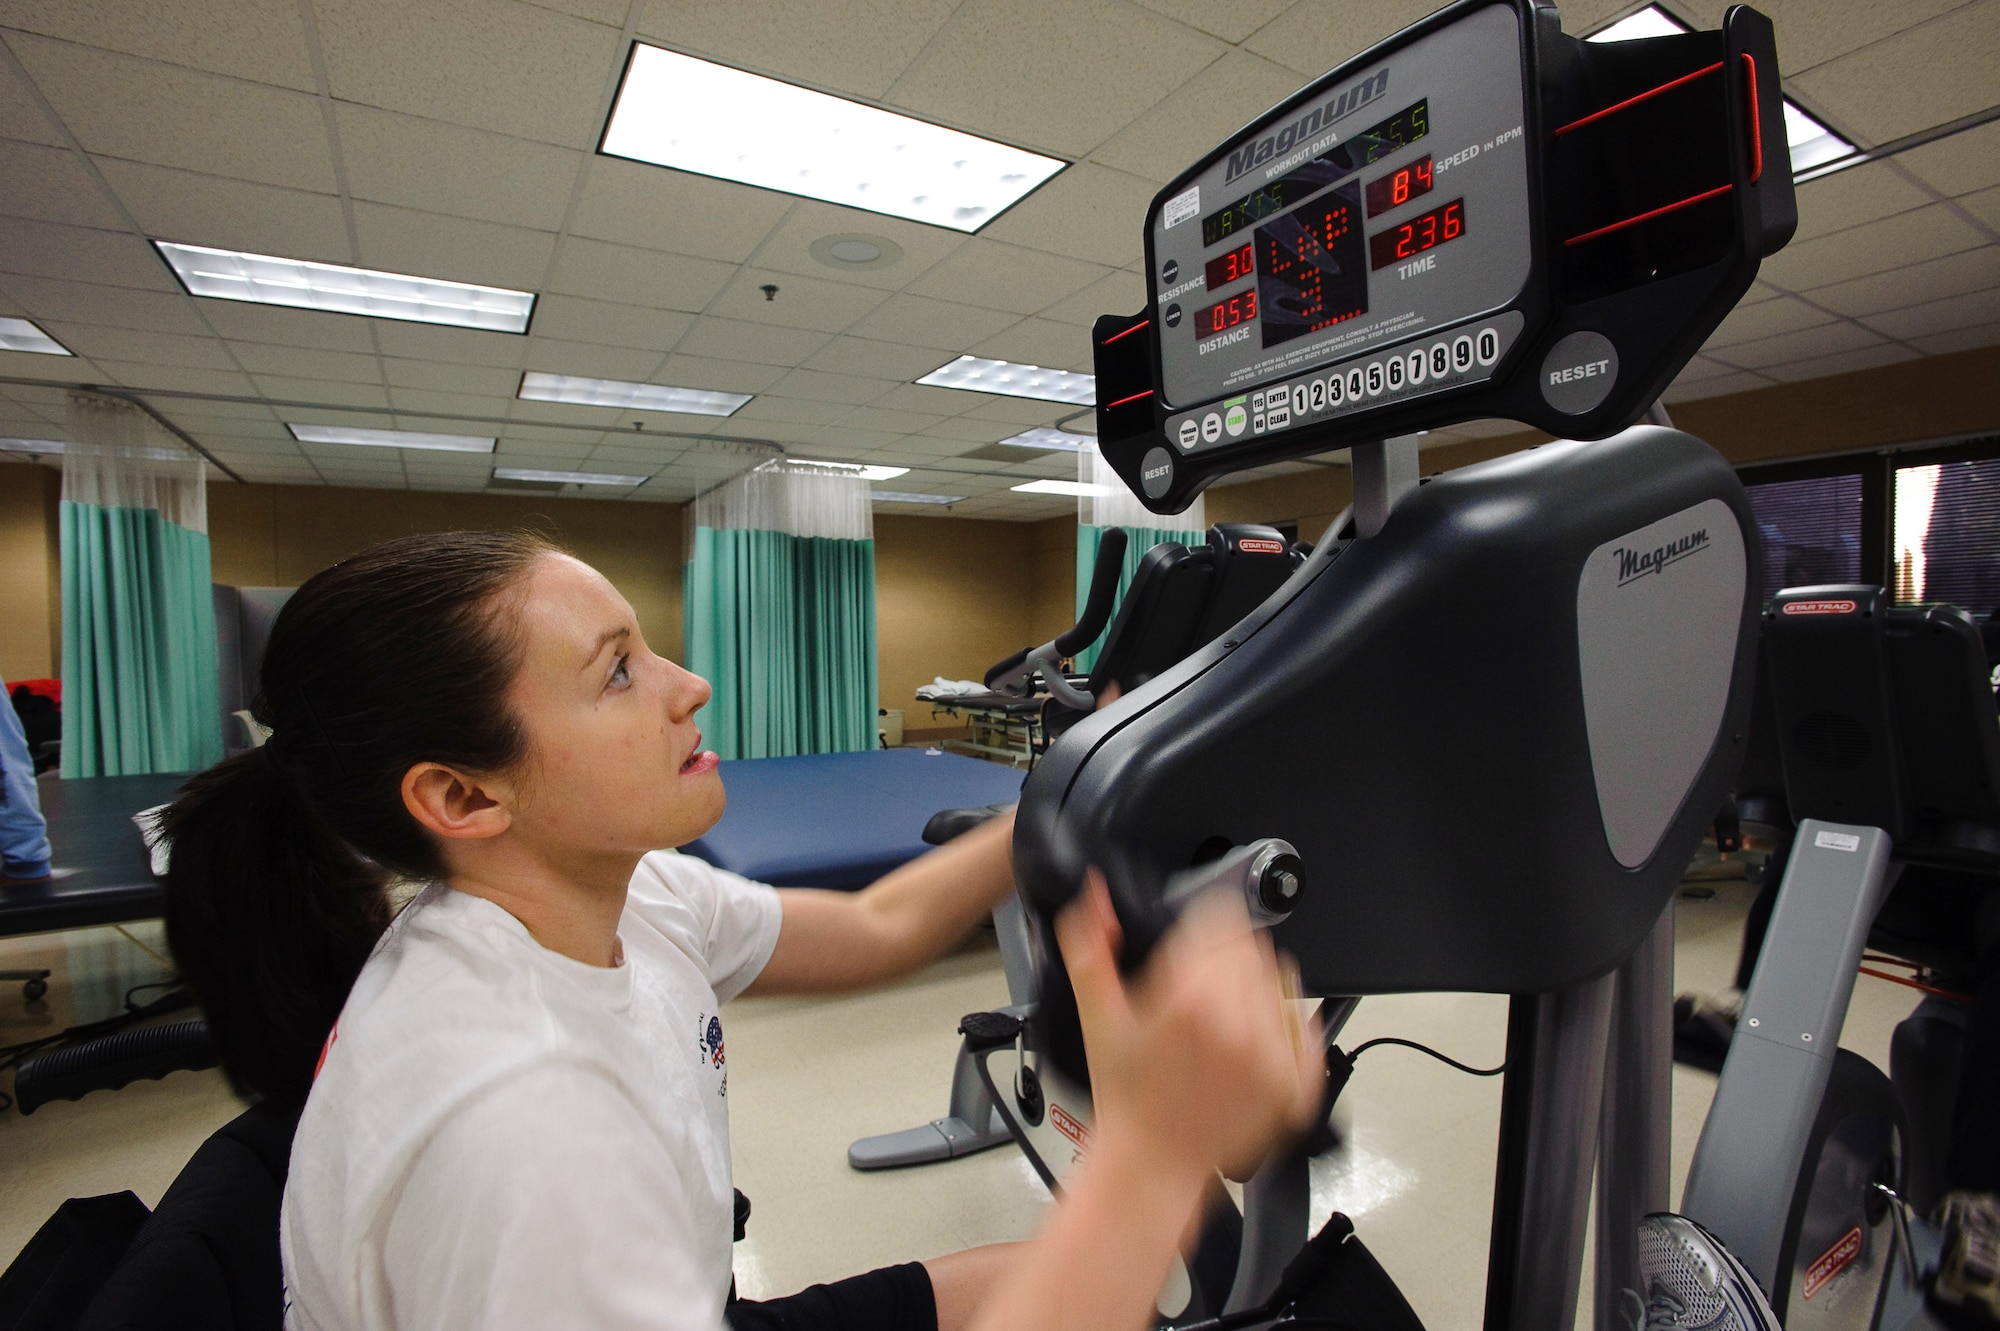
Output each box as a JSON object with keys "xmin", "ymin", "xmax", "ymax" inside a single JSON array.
[{"xmin": 6, "ymin": 678, "xmax": 59, "ymax": 704}]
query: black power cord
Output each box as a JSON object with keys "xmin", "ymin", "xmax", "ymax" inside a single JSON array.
[{"xmin": 1346, "ymin": 1036, "xmax": 1507, "ymax": 1078}]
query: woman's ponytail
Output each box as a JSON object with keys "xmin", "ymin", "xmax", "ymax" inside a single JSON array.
[
  {"xmin": 163, "ymin": 530, "xmax": 552, "ymax": 1105},
  {"xmin": 164, "ymin": 747, "xmax": 388, "ymax": 1106}
]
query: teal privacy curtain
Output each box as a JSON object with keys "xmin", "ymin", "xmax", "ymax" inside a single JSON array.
[
  {"xmin": 683, "ymin": 462, "xmax": 878, "ymax": 759},
  {"xmin": 1071, "ymin": 443, "xmax": 1206, "ymax": 673},
  {"xmin": 60, "ymin": 392, "xmax": 223, "ymax": 776}
]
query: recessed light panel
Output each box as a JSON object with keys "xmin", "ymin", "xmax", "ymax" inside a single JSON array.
[
  {"xmin": 797, "ymin": 459, "xmax": 910, "ymax": 481},
  {"xmin": 1011, "ymin": 479, "xmax": 1110, "ymax": 497},
  {"xmin": 998, "ymin": 427, "xmax": 1088, "ymax": 452},
  {"xmin": 0, "ymin": 318, "xmax": 72, "ymax": 356},
  {"xmin": 0, "ymin": 437, "xmax": 63, "ymax": 453},
  {"xmin": 918, "ymin": 356, "xmax": 1096, "ymax": 405},
  {"xmin": 1584, "ymin": 5, "xmax": 1688, "ymax": 41},
  {"xmin": 872, "ymin": 490, "xmax": 963, "ymax": 505},
  {"xmin": 602, "ymin": 45, "xmax": 1065, "ymax": 233},
  {"xmin": 155, "ymin": 242, "xmax": 534, "ymax": 333},
  {"xmin": 493, "ymin": 466, "xmax": 648, "ymax": 486},
  {"xmin": 1782, "ymin": 101, "xmax": 1856, "ymax": 173},
  {"xmin": 288, "ymin": 424, "xmax": 496, "ymax": 453},
  {"xmin": 518, "ymin": 372, "xmax": 751, "ymax": 416}
]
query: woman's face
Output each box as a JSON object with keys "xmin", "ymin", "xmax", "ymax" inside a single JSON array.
[{"xmin": 499, "ymin": 552, "xmax": 724, "ymax": 860}]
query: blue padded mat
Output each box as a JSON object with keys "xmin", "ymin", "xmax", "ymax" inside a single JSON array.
[{"xmin": 679, "ymin": 749, "xmax": 1025, "ymax": 889}]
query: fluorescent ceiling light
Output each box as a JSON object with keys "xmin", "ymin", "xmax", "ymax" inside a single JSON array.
[
  {"xmin": 493, "ymin": 466, "xmax": 649, "ymax": 487},
  {"xmin": 872, "ymin": 490, "xmax": 963, "ymax": 505},
  {"xmin": 918, "ymin": 356, "xmax": 1096, "ymax": 405},
  {"xmin": 0, "ymin": 318, "xmax": 73, "ymax": 356},
  {"xmin": 1012, "ymin": 479, "xmax": 1110, "ymax": 497},
  {"xmin": 1585, "ymin": 5, "xmax": 1688, "ymax": 41},
  {"xmin": 796, "ymin": 459, "xmax": 909, "ymax": 481},
  {"xmin": 288, "ymin": 423, "xmax": 496, "ymax": 453},
  {"xmin": 0, "ymin": 437, "xmax": 63, "ymax": 454},
  {"xmin": 998, "ymin": 427, "xmax": 1088, "ymax": 452},
  {"xmin": 1783, "ymin": 101, "xmax": 1856, "ymax": 173},
  {"xmin": 1586, "ymin": 7, "xmax": 1858, "ymax": 175},
  {"xmin": 601, "ymin": 44, "xmax": 1065, "ymax": 233},
  {"xmin": 154, "ymin": 242, "xmax": 534, "ymax": 333},
  {"xmin": 518, "ymin": 371, "xmax": 751, "ymax": 416}
]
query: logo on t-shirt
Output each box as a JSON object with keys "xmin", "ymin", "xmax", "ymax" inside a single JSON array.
[{"xmin": 696, "ymin": 1012, "xmax": 727, "ymax": 1096}]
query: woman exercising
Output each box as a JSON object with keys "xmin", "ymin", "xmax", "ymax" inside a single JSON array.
[{"xmin": 164, "ymin": 530, "xmax": 1321, "ymax": 1331}]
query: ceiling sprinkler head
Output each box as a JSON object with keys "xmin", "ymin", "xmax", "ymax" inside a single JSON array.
[{"xmin": 760, "ymin": 283, "xmax": 779, "ymax": 301}]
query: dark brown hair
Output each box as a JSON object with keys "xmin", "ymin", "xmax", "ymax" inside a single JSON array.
[{"xmin": 164, "ymin": 530, "xmax": 555, "ymax": 1106}]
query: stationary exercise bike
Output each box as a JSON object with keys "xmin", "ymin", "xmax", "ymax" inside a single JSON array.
[{"xmin": 922, "ymin": 1, "xmax": 1832, "ymax": 1326}]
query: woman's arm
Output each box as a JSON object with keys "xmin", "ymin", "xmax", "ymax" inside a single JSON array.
[{"xmin": 746, "ymin": 809, "xmax": 1015, "ymax": 994}]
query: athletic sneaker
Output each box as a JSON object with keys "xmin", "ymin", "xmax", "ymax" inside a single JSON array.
[
  {"xmin": 1630, "ymin": 1213, "xmax": 1780, "ymax": 1330},
  {"xmin": 1933, "ymin": 1191, "xmax": 2000, "ymax": 1323}
]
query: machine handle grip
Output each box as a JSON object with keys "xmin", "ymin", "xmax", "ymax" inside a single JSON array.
[{"xmin": 1054, "ymin": 526, "xmax": 1128, "ymax": 657}]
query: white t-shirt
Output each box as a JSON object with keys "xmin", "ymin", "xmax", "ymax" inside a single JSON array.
[{"xmin": 280, "ymin": 851, "xmax": 784, "ymax": 1331}]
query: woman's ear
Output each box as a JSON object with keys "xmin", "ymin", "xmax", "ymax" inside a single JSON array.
[{"xmin": 402, "ymin": 763, "xmax": 513, "ymax": 841}]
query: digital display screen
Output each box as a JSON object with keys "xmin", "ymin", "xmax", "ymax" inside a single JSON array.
[
  {"xmin": 1195, "ymin": 289, "xmax": 1258, "ymax": 338},
  {"xmin": 1204, "ymin": 242, "xmax": 1255, "ymax": 292},
  {"xmin": 1368, "ymin": 198, "xmax": 1466, "ymax": 270},
  {"xmin": 1364, "ymin": 156, "xmax": 1434, "ymax": 217},
  {"xmin": 1254, "ymin": 181, "xmax": 1367, "ymax": 347},
  {"xmin": 1200, "ymin": 100, "xmax": 1430, "ymax": 247}
]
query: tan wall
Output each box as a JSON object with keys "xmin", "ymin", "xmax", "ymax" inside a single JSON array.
[
  {"xmin": 1029, "ymin": 517, "xmax": 1079, "ymax": 643},
  {"xmin": 0, "ymin": 465, "xmax": 60, "ymax": 682},
  {"xmin": 207, "ymin": 483, "xmax": 686, "ymax": 663},
  {"xmin": 874, "ymin": 513, "xmax": 1038, "ymax": 737}
]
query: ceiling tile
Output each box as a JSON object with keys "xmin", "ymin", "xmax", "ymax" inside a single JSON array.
[
  {"xmin": 1702, "ymin": 295, "xmax": 1836, "ymax": 348},
  {"xmin": 746, "ymin": 202, "xmax": 965, "ymax": 293},
  {"xmin": 96, "ymin": 158, "xmax": 351, "ymax": 261},
  {"xmin": 889, "ymin": 0, "xmax": 1221, "ymax": 159},
  {"xmin": 567, "ymin": 156, "xmax": 793, "ymax": 264},
  {"xmin": 1790, "ymin": 160, "xmax": 1936, "ymax": 244},
  {"xmin": 634, "ymin": 0, "xmax": 957, "ymax": 100},
  {"xmin": 546, "ymin": 237, "xmax": 737, "ymax": 311},
  {"xmin": 524, "ymin": 338, "xmax": 667, "ymax": 380},
  {"xmin": 381, "ymin": 358, "xmax": 524, "ymax": 395},
  {"xmin": 0, "ymin": 53, "xmax": 65, "ymax": 146},
  {"xmin": 1789, "ymin": 4, "xmax": 2000, "ymax": 145},
  {"xmin": 12, "ymin": 36, "xmax": 336, "ymax": 192},
  {"xmin": 961, "ymin": 395, "xmax": 1073, "ymax": 425},
  {"xmin": 1808, "ymin": 245, "xmax": 2000, "ymax": 318},
  {"xmin": 1739, "ymin": 0, "xmax": 1967, "ymax": 74},
  {"xmin": 978, "ymin": 162, "xmax": 1159, "ymax": 268},
  {"xmin": 1709, "ymin": 319, "xmax": 1885, "ymax": 369},
  {"xmin": 1908, "ymin": 320, "xmax": 2000, "ymax": 356},
  {"xmin": 528, "ymin": 295, "xmax": 695, "ymax": 352},
  {"xmin": 835, "ymin": 405, "xmax": 946, "ymax": 435},
  {"xmin": 870, "ymin": 382, "xmax": 980, "ymax": 415},
  {"xmin": 728, "ymin": 395, "xmax": 852, "ymax": 427},
  {"xmin": 0, "ymin": 274, "xmax": 210, "ymax": 336},
  {"xmin": 652, "ymin": 353, "xmax": 790, "ymax": 394},
  {"xmin": 335, "ymin": 104, "xmax": 581, "ymax": 231},
  {"xmin": 1862, "ymin": 286, "xmax": 2000, "ymax": 339},
  {"xmin": 0, "ymin": 0, "xmax": 319, "ymax": 91},
  {"xmin": 906, "ymin": 239, "xmax": 1110, "ymax": 316},
  {"xmin": 198, "ymin": 300, "xmax": 381, "ymax": 352},
  {"xmin": 371, "ymin": 321, "xmax": 529, "ymax": 369},
  {"xmin": 705, "ymin": 269, "xmax": 891, "ymax": 334},
  {"xmin": 1243, "ymin": 0, "xmax": 1454, "ymax": 77},
  {"xmin": 1661, "ymin": 369, "xmax": 1774, "ymax": 403},
  {"xmin": 1761, "ymin": 203, "xmax": 1986, "ymax": 289},
  {"xmin": 245, "ymin": 375, "xmax": 392, "ymax": 408},
  {"xmin": 1758, "ymin": 342, "xmax": 1919, "ymax": 382},
  {"xmin": 673, "ymin": 316, "xmax": 828, "ymax": 367},
  {"xmin": 800, "ymin": 336, "xmax": 953, "ymax": 380},
  {"xmin": 41, "ymin": 321, "xmax": 240, "ymax": 369},
  {"xmin": 350, "ymin": 201, "xmax": 556, "ymax": 290},
  {"xmin": 315, "ymin": 0, "xmax": 622, "ymax": 148},
  {"xmin": 844, "ymin": 293, "xmax": 1020, "ymax": 351},
  {"xmin": 0, "ymin": 139, "xmax": 124, "ymax": 229},
  {"xmin": 0, "ymin": 347, "xmax": 98, "ymax": 380},
  {"xmin": 1093, "ymin": 49, "xmax": 1304, "ymax": 182},
  {"xmin": 0, "ymin": 218, "xmax": 179, "ymax": 289},
  {"xmin": 1959, "ymin": 183, "xmax": 2000, "ymax": 231},
  {"xmin": 386, "ymin": 388, "xmax": 506, "ymax": 417},
  {"xmin": 1131, "ymin": 0, "xmax": 1297, "ymax": 44},
  {"xmin": 1894, "ymin": 119, "xmax": 2000, "ymax": 198},
  {"xmin": 227, "ymin": 342, "xmax": 381, "ymax": 384},
  {"xmin": 1039, "ymin": 268, "xmax": 1147, "ymax": 326},
  {"xmin": 973, "ymin": 317, "xmax": 1093, "ymax": 370},
  {"xmin": 916, "ymin": 417, "xmax": 1017, "ymax": 444},
  {"xmin": 764, "ymin": 367, "xmax": 897, "ymax": 406},
  {"xmin": 86, "ymin": 360, "xmax": 259, "ymax": 396}
]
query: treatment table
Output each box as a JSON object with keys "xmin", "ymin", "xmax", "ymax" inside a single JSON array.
[{"xmin": 680, "ymin": 748, "xmax": 1024, "ymax": 889}]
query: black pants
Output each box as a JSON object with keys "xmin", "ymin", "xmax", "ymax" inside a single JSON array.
[{"xmin": 726, "ymin": 1262, "xmax": 937, "ymax": 1331}]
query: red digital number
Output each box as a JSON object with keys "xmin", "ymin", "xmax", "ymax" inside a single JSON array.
[{"xmin": 1442, "ymin": 200, "xmax": 1463, "ymax": 239}]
